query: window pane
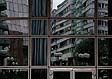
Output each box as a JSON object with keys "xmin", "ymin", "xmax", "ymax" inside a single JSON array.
[
  {"xmin": 0, "ymin": 20, "xmax": 28, "ymax": 35},
  {"xmin": 98, "ymin": 69, "xmax": 112, "ymax": 79},
  {"xmin": 32, "ymin": 0, "xmax": 48, "ymax": 17},
  {"xmin": 98, "ymin": 20, "xmax": 112, "ymax": 35},
  {"xmin": 51, "ymin": 38, "xmax": 95, "ymax": 66},
  {"xmin": 98, "ymin": 38, "xmax": 112, "ymax": 66},
  {"xmin": 0, "ymin": 38, "xmax": 28, "ymax": 66},
  {"xmin": 51, "ymin": 0, "xmax": 95, "ymax": 17},
  {"xmin": 0, "ymin": 69, "xmax": 28, "ymax": 79},
  {"xmin": 98, "ymin": 0, "xmax": 108, "ymax": 17},
  {"xmin": 0, "ymin": 0, "xmax": 28, "ymax": 17},
  {"xmin": 75, "ymin": 72, "xmax": 92, "ymax": 79},
  {"xmin": 53, "ymin": 71, "xmax": 70, "ymax": 79},
  {"xmin": 31, "ymin": 69, "xmax": 47, "ymax": 79},
  {"xmin": 32, "ymin": 38, "xmax": 47, "ymax": 66},
  {"xmin": 32, "ymin": 20, "xmax": 48, "ymax": 35}
]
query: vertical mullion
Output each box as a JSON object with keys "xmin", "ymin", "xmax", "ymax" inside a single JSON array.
[
  {"xmin": 94, "ymin": 0, "xmax": 98, "ymax": 18},
  {"xmin": 94, "ymin": 0, "xmax": 98, "ymax": 79},
  {"xmin": 29, "ymin": 37, "xmax": 32, "ymax": 79},
  {"xmin": 94, "ymin": 19, "xmax": 98, "ymax": 78},
  {"xmin": 29, "ymin": 0, "xmax": 32, "ymax": 79},
  {"xmin": 47, "ymin": 0, "xmax": 51, "ymax": 79}
]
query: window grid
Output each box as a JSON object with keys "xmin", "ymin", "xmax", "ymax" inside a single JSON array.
[{"xmin": 0, "ymin": 0, "xmax": 112, "ymax": 79}]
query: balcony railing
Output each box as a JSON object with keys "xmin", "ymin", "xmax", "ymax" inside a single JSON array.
[{"xmin": 0, "ymin": 0, "xmax": 7, "ymax": 11}]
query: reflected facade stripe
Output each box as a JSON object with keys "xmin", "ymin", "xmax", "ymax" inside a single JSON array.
[
  {"xmin": 32, "ymin": 38, "xmax": 47, "ymax": 65},
  {"xmin": 32, "ymin": 0, "xmax": 47, "ymax": 17}
]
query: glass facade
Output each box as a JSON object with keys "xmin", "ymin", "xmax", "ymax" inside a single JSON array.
[{"xmin": 0, "ymin": 0, "xmax": 112, "ymax": 79}]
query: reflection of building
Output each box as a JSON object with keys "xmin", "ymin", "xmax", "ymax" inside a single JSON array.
[
  {"xmin": 51, "ymin": 0, "xmax": 74, "ymax": 66},
  {"xmin": 0, "ymin": 0, "xmax": 29, "ymax": 35},
  {"xmin": 0, "ymin": 0, "xmax": 28, "ymax": 35},
  {"xmin": 5, "ymin": 0, "xmax": 28, "ymax": 17},
  {"xmin": 51, "ymin": 0, "xmax": 108, "ymax": 66},
  {"xmin": 0, "ymin": 0, "xmax": 28, "ymax": 66},
  {"xmin": 5, "ymin": 0, "xmax": 28, "ymax": 35},
  {"xmin": 9, "ymin": 38, "xmax": 28, "ymax": 66},
  {"xmin": 0, "ymin": 38, "xmax": 28, "ymax": 66}
]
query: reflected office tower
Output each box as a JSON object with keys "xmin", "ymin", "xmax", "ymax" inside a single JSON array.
[
  {"xmin": 0, "ymin": 0, "xmax": 29, "ymax": 35},
  {"xmin": 5, "ymin": 0, "xmax": 29, "ymax": 35},
  {"xmin": 0, "ymin": 0, "xmax": 28, "ymax": 66}
]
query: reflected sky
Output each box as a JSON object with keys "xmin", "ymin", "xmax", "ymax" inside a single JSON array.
[{"xmin": 53, "ymin": 0, "xmax": 65, "ymax": 9}]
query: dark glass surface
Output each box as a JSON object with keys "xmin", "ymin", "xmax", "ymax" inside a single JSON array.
[
  {"xmin": 53, "ymin": 71, "xmax": 70, "ymax": 79},
  {"xmin": 31, "ymin": 69, "xmax": 47, "ymax": 79},
  {"xmin": 75, "ymin": 72, "xmax": 92, "ymax": 79},
  {"xmin": 0, "ymin": 69, "xmax": 28, "ymax": 79}
]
